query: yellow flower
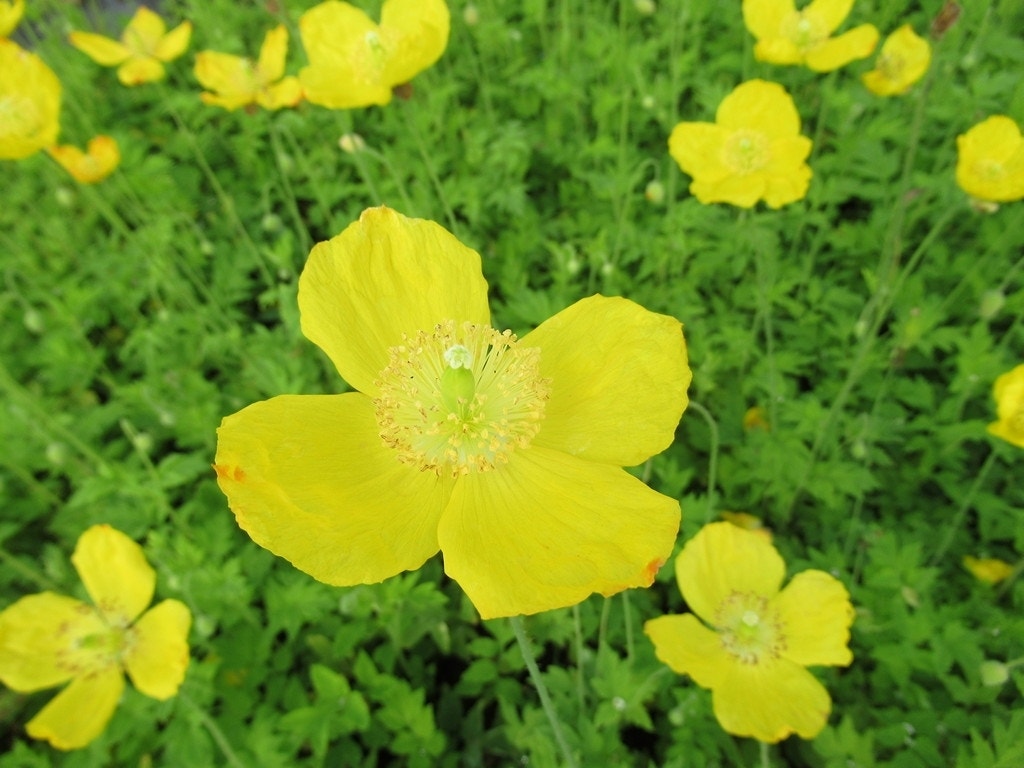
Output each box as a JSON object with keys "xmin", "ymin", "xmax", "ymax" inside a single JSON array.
[
  {"xmin": 861, "ymin": 24, "xmax": 931, "ymax": 96},
  {"xmin": 743, "ymin": 0, "xmax": 879, "ymax": 72},
  {"xmin": 956, "ymin": 117, "xmax": 1024, "ymax": 203},
  {"xmin": 669, "ymin": 79, "xmax": 812, "ymax": 209},
  {"xmin": 299, "ymin": 0, "xmax": 450, "ymax": 109},
  {"xmin": 214, "ymin": 207, "xmax": 690, "ymax": 619},
  {"xmin": 987, "ymin": 363, "xmax": 1024, "ymax": 447},
  {"xmin": 720, "ymin": 511, "xmax": 773, "ymax": 542},
  {"xmin": 47, "ymin": 135, "xmax": 120, "ymax": 183},
  {"xmin": 0, "ymin": 0, "xmax": 24, "ymax": 38},
  {"xmin": 0, "ymin": 525, "xmax": 191, "ymax": 750},
  {"xmin": 0, "ymin": 40, "xmax": 61, "ymax": 160},
  {"xmin": 644, "ymin": 522, "xmax": 854, "ymax": 743},
  {"xmin": 69, "ymin": 6, "xmax": 192, "ymax": 86},
  {"xmin": 194, "ymin": 25, "xmax": 303, "ymax": 111},
  {"xmin": 962, "ymin": 555, "xmax": 1014, "ymax": 585}
]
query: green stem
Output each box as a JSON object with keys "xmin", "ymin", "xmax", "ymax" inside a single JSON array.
[
  {"xmin": 760, "ymin": 740, "xmax": 771, "ymax": 768},
  {"xmin": 509, "ymin": 616, "xmax": 578, "ymax": 768},
  {"xmin": 402, "ymin": 103, "xmax": 458, "ymax": 231},
  {"xmin": 687, "ymin": 400, "xmax": 720, "ymax": 523},
  {"xmin": 929, "ymin": 448, "xmax": 999, "ymax": 566},
  {"xmin": 0, "ymin": 545, "xmax": 60, "ymax": 591},
  {"xmin": 180, "ymin": 694, "xmax": 248, "ymax": 768}
]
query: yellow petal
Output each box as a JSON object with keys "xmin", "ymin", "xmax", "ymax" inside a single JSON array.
[
  {"xmin": 155, "ymin": 20, "xmax": 192, "ymax": 62},
  {"xmin": 644, "ymin": 613, "xmax": 732, "ymax": 690},
  {"xmin": 0, "ymin": 593, "xmax": 84, "ymax": 691},
  {"xmin": 741, "ymin": 0, "xmax": 794, "ymax": 40},
  {"xmin": 68, "ymin": 31, "xmax": 130, "ymax": 65},
  {"xmin": 962, "ymin": 555, "xmax": 1015, "ymax": 584},
  {"xmin": 669, "ymin": 122, "xmax": 731, "ymax": 184},
  {"xmin": 675, "ymin": 522, "xmax": 785, "ymax": 625},
  {"xmin": 117, "ymin": 56, "xmax": 165, "ymax": 85},
  {"xmin": 804, "ymin": 0, "xmax": 854, "ymax": 34},
  {"xmin": 215, "ymin": 393, "xmax": 451, "ymax": 585},
  {"xmin": 194, "ymin": 51, "xmax": 258, "ymax": 107},
  {"xmin": 691, "ymin": 174, "xmax": 765, "ymax": 208},
  {"xmin": 298, "ymin": 206, "xmax": 490, "ymax": 396},
  {"xmin": 257, "ymin": 24, "xmax": 289, "ymax": 82},
  {"xmin": 0, "ymin": 0, "xmax": 25, "ymax": 38},
  {"xmin": 712, "ymin": 659, "xmax": 832, "ymax": 742},
  {"xmin": 124, "ymin": 599, "xmax": 191, "ymax": 700},
  {"xmin": 380, "ymin": 0, "xmax": 451, "ymax": 87},
  {"xmin": 525, "ymin": 295, "xmax": 690, "ymax": 466},
  {"xmin": 0, "ymin": 40, "xmax": 61, "ymax": 160},
  {"xmin": 805, "ymin": 24, "xmax": 879, "ymax": 71},
  {"xmin": 763, "ymin": 136, "xmax": 813, "ymax": 207},
  {"xmin": 122, "ymin": 6, "xmax": 166, "ymax": 54},
  {"xmin": 774, "ymin": 570, "xmax": 854, "ymax": 667},
  {"xmin": 48, "ymin": 135, "xmax": 120, "ymax": 184},
  {"xmin": 72, "ymin": 524, "xmax": 155, "ymax": 625},
  {"xmin": 25, "ymin": 667, "xmax": 124, "ymax": 750},
  {"xmin": 259, "ymin": 77, "xmax": 304, "ymax": 110},
  {"xmin": 438, "ymin": 445, "xmax": 680, "ymax": 618},
  {"xmin": 861, "ymin": 24, "xmax": 931, "ymax": 97},
  {"xmin": 753, "ymin": 37, "xmax": 804, "ymax": 65},
  {"xmin": 717, "ymin": 80, "xmax": 800, "ymax": 140}
]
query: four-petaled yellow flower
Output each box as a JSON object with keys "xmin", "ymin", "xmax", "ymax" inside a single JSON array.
[
  {"xmin": 48, "ymin": 135, "xmax": 121, "ymax": 183},
  {"xmin": 962, "ymin": 555, "xmax": 1015, "ymax": 585},
  {"xmin": 861, "ymin": 24, "xmax": 931, "ymax": 96},
  {"xmin": 69, "ymin": 6, "xmax": 192, "ymax": 86},
  {"xmin": 299, "ymin": 0, "xmax": 450, "ymax": 109},
  {"xmin": 214, "ymin": 206, "xmax": 690, "ymax": 619},
  {"xmin": 669, "ymin": 79, "xmax": 812, "ymax": 209},
  {"xmin": 743, "ymin": 0, "xmax": 879, "ymax": 72},
  {"xmin": 645, "ymin": 522, "xmax": 854, "ymax": 743},
  {"xmin": 987, "ymin": 363, "xmax": 1024, "ymax": 447},
  {"xmin": 194, "ymin": 25, "xmax": 303, "ymax": 112},
  {"xmin": 0, "ymin": 40, "xmax": 61, "ymax": 160},
  {"xmin": 956, "ymin": 116, "xmax": 1024, "ymax": 203},
  {"xmin": 0, "ymin": 525, "xmax": 191, "ymax": 750},
  {"xmin": 0, "ymin": 0, "xmax": 24, "ymax": 38}
]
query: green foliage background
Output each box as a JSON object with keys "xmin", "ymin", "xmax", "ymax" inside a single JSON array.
[{"xmin": 1, "ymin": 0, "xmax": 1022, "ymax": 765}]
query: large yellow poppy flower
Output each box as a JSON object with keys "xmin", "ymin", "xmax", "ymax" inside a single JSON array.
[
  {"xmin": 194, "ymin": 25, "xmax": 303, "ymax": 111},
  {"xmin": 0, "ymin": 525, "xmax": 191, "ymax": 750},
  {"xmin": 215, "ymin": 207, "xmax": 690, "ymax": 619},
  {"xmin": 956, "ymin": 117, "xmax": 1024, "ymax": 204},
  {"xmin": 645, "ymin": 522, "xmax": 854, "ymax": 743},
  {"xmin": 0, "ymin": 40, "xmax": 61, "ymax": 160}
]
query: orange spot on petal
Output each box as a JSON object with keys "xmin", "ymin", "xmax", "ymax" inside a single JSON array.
[{"xmin": 643, "ymin": 557, "xmax": 665, "ymax": 584}]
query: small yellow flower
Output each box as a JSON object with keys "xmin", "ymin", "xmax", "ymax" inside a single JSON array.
[
  {"xmin": 987, "ymin": 363, "xmax": 1024, "ymax": 447},
  {"xmin": 962, "ymin": 555, "xmax": 1015, "ymax": 585},
  {"xmin": 0, "ymin": 525, "xmax": 191, "ymax": 750},
  {"xmin": 47, "ymin": 135, "xmax": 120, "ymax": 183},
  {"xmin": 194, "ymin": 25, "xmax": 303, "ymax": 111},
  {"xmin": 743, "ymin": 0, "xmax": 879, "ymax": 72},
  {"xmin": 743, "ymin": 405, "xmax": 770, "ymax": 431},
  {"xmin": 956, "ymin": 117, "xmax": 1024, "ymax": 203},
  {"xmin": 299, "ymin": 0, "xmax": 450, "ymax": 108},
  {"xmin": 645, "ymin": 522, "xmax": 854, "ymax": 743},
  {"xmin": 720, "ymin": 511, "xmax": 773, "ymax": 542},
  {"xmin": 0, "ymin": 0, "xmax": 24, "ymax": 38},
  {"xmin": 861, "ymin": 24, "xmax": 931, "ymax": 96},
  {"xmin": 69, "ymin": 6, "xmax": 192, "ymax": 86},
  {"xmin": 669, "ymin": 79, "xmax": 812, "ymax": 209},
  {"xmin": 214, "ymin": 206, "xmax": 691, "ymax": 619},
  {"xmin": 0, "ymin": 40, "xmax": 61, "ymax": 160}
]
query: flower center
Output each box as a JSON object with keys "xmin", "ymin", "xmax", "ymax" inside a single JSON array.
[
  {"xmin": 976, "ymin": 159, "xmax": 1007, "ymax": 183},
  {"xmin": 723, "ymin": 129, "xmax": 770, "ymax": 175},
  {"xmin": 374, "ymin": 320, "xmax": 550, "ymax": 477},
  {"xmin": 715, "ymin": 592, "xmax": 786, "ymax": 664},
  {"xmin": 783, "ymin": 11, "xmax": 827, "ymax": 52},
  {"xmin": 56, "ymin": 604, "xmax": 134, "ymax": 677},
  {"xmin": 0, "ymin": 93, "xmax": 41, "ymax": 141},
  {"xmin": 877, "ymin": 52, "xmax": 905, "ymax": 81}
]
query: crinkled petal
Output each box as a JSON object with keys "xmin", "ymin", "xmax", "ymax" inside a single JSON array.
[
  {"xmin": 691, "ymin": 174, "xmax": 766, "ymax": 208},
  {"xmin": 68, "ymin": 30, "xmax": 130, "ymax": 65},
  {"xmin": 804, "ymin": 0, "xmax": 854, "ymax": 34},
  {"xmin": 259, "ymin": 77, "xmax": 303, "ymax": 110},
  {"xmin": 257, "ymin": 24, "xmax": 289, "ymax": 82},
  {"xmin": 72, "ymin": 525, "xmax": 155, "ymax": 626},
  {"xmin": 675, "ymin": 522, "xmax": 784, "ymax": 626},
  {"xmin": 0, "ymin": 593, "xmax": 85, "ymax": 692},
  {"xmin": 717, "ymin": 80, "xmax": 800, "ymax": 140},
  {"xmin": 215, "ymin": 393, "xmax": 451, "ymax": 585},
  {"xmin": 122, "ymin": 7, "xmax": 165, "ymax": 54},
  {"xmin": 124, "ymin": 599, "xmax": 191, "ymax": 700},
  {"xmin": 194, "ymin": 51, "xmax": 257, "ymax": 107},
  {"xmin": 712, "ymin": 659, "xmax": 832, "ymax": 742},
  {"xmin": 525, "ymin": 295, "xmax": 690, "ymax": 466},
  {"xmin": 775, "ymin": 570, "xmax": 854, "ymax": 667},
  {"xmin": 0, "ymin": 0, "xmax": 25, "ymax": 38},
  {"xmin": 25, "ymin": 667, "xmax": 124, "ymax": 750},
  {"xmin": 644, "ymin": 613, "xmax": 731, "ymax": 690},
  {"xmin": 669, "ymin": 122, "xmax": 730, "ymax": 182},
  {"xmin": 380, "ymin": 0, "xmax": 450, "ymax": 87},
  {"xmin": 117, "ymin": 56, "xmax": 165, "ymax": 85},
  {"xmin": 298, "ymin": 206, "xmax": 490, "ymax": 396},
  {"xmin": 805, "ymin": 24, "xmax": 878, "ymax": 72},
  {"xmin": 438, "ymin": 445, "xmax": 680, "ymax": 618},
  {"xmin": 742, "ymin": 0, "xmax": 794, "ymax": 40},
  {"xmin": 0, "ymin": 40, "xmax": 61, "ymax": 160},
  {"xmin": 155, "ymin": 20, "xmax": 192, "ymax": 62}
]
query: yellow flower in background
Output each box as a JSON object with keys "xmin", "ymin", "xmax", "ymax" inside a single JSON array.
[
  {"xmin": 0, "ymin": 525, "xmax": 191, "ymax": 750},
  {"xmin": 69, "ymin": 6, "xmax": 192, "ymax": 86},
  {"xmin": 48, "ymin": 135, "xmax": 121, "ymax": 183},
  {"xmin": 645, "ymin": 522, "xmax": 854, "ymax": 743},
  {"xmin": 194, "ymin": 25, "xmax": 303, "ymax": 111},
  {"xmin": 0, "ymin": 0, "xmax": 24, "ymax": 38},
  {"xmin": 962, "ymin": 555, "xmax": 1014, "ymax": 585},
  {"xmin": 215, "ymin": 206, "xmax": 690, "ymax": 619},
  {"xmin": 861, "ymin": 24, "xmax": 931, "ymax": 96},
  {"xmin": 743, "ymin": 0, "xmax": 878, "ymax": 72},
  {"xmin": 299, "ymin": 0, "xmax": 450, "ymax": 108},
  {"xmin": 720, "ymin": 511, "xmax": 773, "ymax": 542},
  {"xmin": 956, "ymin": 117, "xmax": 1024, "ymax": 203},
  {"xmin": 669, "ymin": 79, "xmax": 812, "ymax": 209},
  {"xmin": 987, "ymin": 363, "xmax": 1024, "ymax": 447},
  {"xmin": 0, "ymin": 40, "xmax": 61, "ymax": 160}
]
